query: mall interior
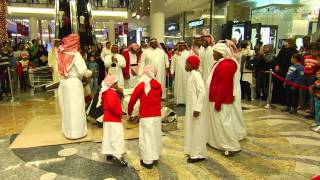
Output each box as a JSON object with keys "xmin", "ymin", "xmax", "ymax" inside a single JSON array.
[{"xmin": 0, "ymin": 0, "xmax": 320, "ymax": 179}]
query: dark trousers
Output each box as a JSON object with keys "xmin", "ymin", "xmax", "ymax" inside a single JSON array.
[
  {"xmin": 20, "ymin": 71, "xmax": 28, "ymax": 92},
  {"xmin": 255, "ymin": 72, "xmax": 268, "ymax": 100},
  {"xmin": 300, "ymin": 76, "xmax": 316, "ymax": 115},
  {"xmin": 241, "ymin": 81, "xmax": 251, "ymax": 100},
  {"xmin": 285, "ymin": 85, "xmax": 299, "ymax": 110}
]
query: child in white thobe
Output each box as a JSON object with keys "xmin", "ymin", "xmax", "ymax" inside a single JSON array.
[{"xmin": 184, "ymin": 55, "xmax": 207, "ymax": 163}]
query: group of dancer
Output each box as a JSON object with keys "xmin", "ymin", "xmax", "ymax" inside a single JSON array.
[{"xmin": 55, "ymin": 33, "xmax": 246, "ymax": 169}]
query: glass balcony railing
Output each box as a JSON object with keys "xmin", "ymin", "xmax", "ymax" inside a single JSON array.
[{"xmin": 6, "ymin": 0, "xmax": 129, "ymax": 8}]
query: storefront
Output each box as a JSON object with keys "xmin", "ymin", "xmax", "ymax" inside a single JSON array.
[{"xmin": 165, "ymin": 0, "xmax": 319, "ymax": 49}]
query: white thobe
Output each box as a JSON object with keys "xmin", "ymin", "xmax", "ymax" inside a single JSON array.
[
  {"xmin": 101, "ymin": 122, "xmax": 126, "ymax": 157},
  {"xmin": 199, "ymin": 46, "xmax": 215, "ymax": 82},
  {"xmin": 184, "ymin": 70, "xmax": 207, "ymax": 159},
  {"xmin": 170, "ymin": 50, "xmax": 190, "ymax": 104},
  {"xmin": 104, "ymin": 53, "xmax": 126, "ymax": 88},
  {"xmin": 231, "ymin": 58, "xmax": 247, "ymax": 141},
  {"xmin": 100, "ymin": 47, "xmax": 111, "ymax": 61},
  {"xmin": 201, "ymin": 58, "xmax": 243, "ymax": 151},
  {"xmin": 124, "ymin": 52, "xmax": 139, "ymax": 88},
  {"xmin": 58, "ymin": 52, "xmax": 91, "ymax": 139},
  {"xmin": 139, "ymin": 117, "xmax": 162, "ymax": 164},
  {"xmin": 48, "ymin": 47, "xmax": 60, "ymax": 83},
  {"xmin": 139, "ymin": 48, "xmax": 170, "ymax": 99}
]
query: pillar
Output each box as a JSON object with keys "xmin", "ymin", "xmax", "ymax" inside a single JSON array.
[
  {"xmin": 29, "ymin": 17, "xmax": 38, "ymax": 40},
  {"xmin": 151, "ymin": 0, "xmax": 165, "ymax": 43},
  {"xmin": 0, "ymin": 1, "xmax": 8, "ymax": 43},
  {"xmin": 108, "ymin": 20, "xmax": 115, "ymax": 44}
]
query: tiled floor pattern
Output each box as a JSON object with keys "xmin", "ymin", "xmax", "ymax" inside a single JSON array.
[{"xmin": 0, "ymin": 92, "xmax": 319, "ymax": 180}]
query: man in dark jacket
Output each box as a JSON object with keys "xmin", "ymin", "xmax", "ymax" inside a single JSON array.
[{"xmin": 273, "ymin": 38, "xmax": 298, "ymax": 105}]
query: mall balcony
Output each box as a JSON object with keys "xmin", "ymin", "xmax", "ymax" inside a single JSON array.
[{"xmin": 6, "ymin": 0, "xmax": 129, "ymax": 9}]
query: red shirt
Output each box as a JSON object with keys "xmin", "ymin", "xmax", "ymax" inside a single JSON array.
[
  {"xmin": 303, "ymin": 55, "xmax": 318, "ymax": 77},
  {"xmin": 122, "ymin": 50, "xmax": 140, "ymax": 79},
  {"xmin": 209, "ymin": 59, "xmax": 237, "ymax": 109},
  {"xmin": 17, "ymin": 60, "xmax": 33, "ymax": 76},
  {"xmin": 101, "ymin": 89, "xmax": 122, "ymax": 123},
  {"xmin": 128, "ymin": 79, "xmax": 162, "ymax": 118}
]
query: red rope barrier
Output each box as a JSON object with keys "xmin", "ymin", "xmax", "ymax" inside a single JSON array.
[{"xmin": 272, "ymin": 72, "xmax": 310, "ymax": 90}]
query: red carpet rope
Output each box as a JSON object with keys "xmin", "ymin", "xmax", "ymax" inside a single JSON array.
[{"xmin": 272, "ymin": 72, "xmax": 310, "ymax": 90}]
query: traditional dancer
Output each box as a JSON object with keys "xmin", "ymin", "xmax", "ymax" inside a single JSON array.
[
  {"xmin": 139, "ymin": 38, "xmax": 169, "ymax": 99},
  {"xmin": 184, "ymin": 55, "xmax": 207, "ymax": 163},
  {"xmin": 128, "ymin": 65, "xmax": 162, "ymax": 169},
  {"xmin": 100, "ymin": 75, "xmax": 127, "ymax": 166},
  {"xmin": 122, "ymin": 43, "xmax": 140, "ymax": 88},
  {"xmin": 170, "ymin": 41, "xmax": 190, "ymax": 105},
  {"xmin": 201, "ymin": 43, "xmax": 243, "ymax": 156},
  {"xmin": 57, "ymin": 34, "xmax": 92, "ymax": 139},
  {"xmin": 103, "ymin": 44, "xmax": 126, "ymax": 88}
]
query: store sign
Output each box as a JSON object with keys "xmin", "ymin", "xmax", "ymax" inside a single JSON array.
[
  {"xmin": 188, "ymin": 19, "xmax": 204, "ymax": 28},
  {"xmin": 167, "ymin": 23, "xmax": 179, "ymax": 32}
]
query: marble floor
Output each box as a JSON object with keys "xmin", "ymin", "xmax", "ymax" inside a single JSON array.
[{"xmin": 0, "ymin": 91, "xmax": 320, "ymax": 180}]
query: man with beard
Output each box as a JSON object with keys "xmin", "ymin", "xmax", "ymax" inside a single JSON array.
[
  {"xmin": 100, "ymin": 41, "xmax": 112, "ymax": 61},
  {"xmin": 103, "ymin": 44, "xmax": 126, "ymax": 88},
  {"xmin": 200, "ymin": 43, "xmax": 243, "ymax": 156},
  {"xmin": 139, "ymin": 38, "xmax": 169, "ymax": 99},
  {"xmin": 199, "ymin": 35, "xmax": 215, "ymax": 81},
  {"xmin": 122, "ymin": 43, "xmax": 140, "ymax": 88},
  {"xmin": 170, "ymin": 41, "xmax": 190, "ymax": 105}
]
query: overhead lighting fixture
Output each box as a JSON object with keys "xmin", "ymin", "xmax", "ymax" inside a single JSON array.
[
  {"xmin": 92, "ymin": 10, "xmax": 128, "ymax": 18},
  {"xmin": 201, "ymin": 14, "xmax": 225, "ymax": 19},
  {"xmin": 8, "ymin": 7, "xmax": 55, "ymax": 15},
  {"xmin": 8, "ymin": 6, "xmax": 127, "ymax": 18}
]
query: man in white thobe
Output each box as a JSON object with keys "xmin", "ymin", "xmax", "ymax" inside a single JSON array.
[
  {"xmin": 199, "ymin": 35, "xmax": 215, "ymax": 82},
  {"xmin": 200, "ymin": 43, "xmax": 243, "ymax": 156},
  {"xmin": 58, "ymin": 34, "xmax": 92, "ymax": 139},
  {"xmin": 170, "ymin": 41, "xmax": 190, "ymax": 105},
  {"xmin": 103, "ymin": 44, "xmax": 126, "ymax": 89},
  {"xmin": 139, "ymin": 38, "xmax": 169, "ymax": 99},
  {"xmin": 100, "ymin": 41, "xmax": 112, "ymax": 61}
]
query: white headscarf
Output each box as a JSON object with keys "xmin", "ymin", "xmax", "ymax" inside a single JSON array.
[
  {"xmin": 212, "ymin": 43, "xmax": 232, "ymax": 58},
  {"xmin": 97, "ymin": 75, "xmax": 118, "ymax": 107},
  {"xmin": 139, "ymin": 65, "xmax": 157, "ymax": 95}
]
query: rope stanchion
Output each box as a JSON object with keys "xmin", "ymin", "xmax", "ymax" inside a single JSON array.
[
  {"xmin": 264, "ymin": 69, "xmax": 310, "ymax": 109},
  {"xmin": 265, "ymin": 69, "xmax": 273, "ymax": 109}
]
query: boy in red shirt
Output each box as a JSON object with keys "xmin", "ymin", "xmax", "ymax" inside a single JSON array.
[
  {"xmin": 128, "ymin": 65, "xmax": 162, "ymax": 169},
  {"xmin": 100, "ymin": 75, "xmax": 127, "ymax": 166},
  {"xmin": 17, "ymin": 52, "xmax": 32, "ymax": 92},
  {"xmin": 301, "ymin": 43, "xmax": 319, "ymax": 118}
]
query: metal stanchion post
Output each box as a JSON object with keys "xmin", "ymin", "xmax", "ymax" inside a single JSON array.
[
  {"xmin": 265, "ymin": 69, "xmax": 273, "ymax": 109},
  {"xmin": 7, "ymin": 67, "xmax": 15, "ymax": 102}
]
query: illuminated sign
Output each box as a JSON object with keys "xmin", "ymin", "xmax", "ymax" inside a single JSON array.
[
  {"xmin": 167, "ymin": 23, "xmax": 179, "ymax": 32},
  {"xmin": 188, "ymin": 19, "xmax": 204, "ymax": 28}
]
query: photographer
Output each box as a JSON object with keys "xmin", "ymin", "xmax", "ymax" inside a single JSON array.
[{"xmin": 103, "ymin": 44, "xmax": 126, "ymax": 88}]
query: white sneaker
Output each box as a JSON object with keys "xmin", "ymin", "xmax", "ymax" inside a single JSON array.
[{"xmin": 311, "ymin": 125, "xmax": 320, "ymax": 133}]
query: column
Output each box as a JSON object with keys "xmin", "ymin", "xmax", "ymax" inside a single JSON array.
[
  {"xmin": 0, "ymin": 1, "xmax": 8, "ymax": 43},
  {"xmin": 108, "ymin": 20, "xmax": 115, "ymax": 44},
  {"xmin": 150, "ymin": 0, "xmax": 165, "ymax": 43},
  {"xmin": 29, "ymin": 17, "xmax": 38, "ymax": 40}
]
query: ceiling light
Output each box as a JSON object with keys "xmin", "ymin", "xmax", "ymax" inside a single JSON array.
[
  {"xmin": 8, "ymin": 7, "xmax": 55, "ymax": 15},
  {"xmin": 92, "ymin": 10, "xmax": 128, "ymax": 18},
  {"xmin": 8, "ymin": 6, "xmax": 128, "ymax": 18}
]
